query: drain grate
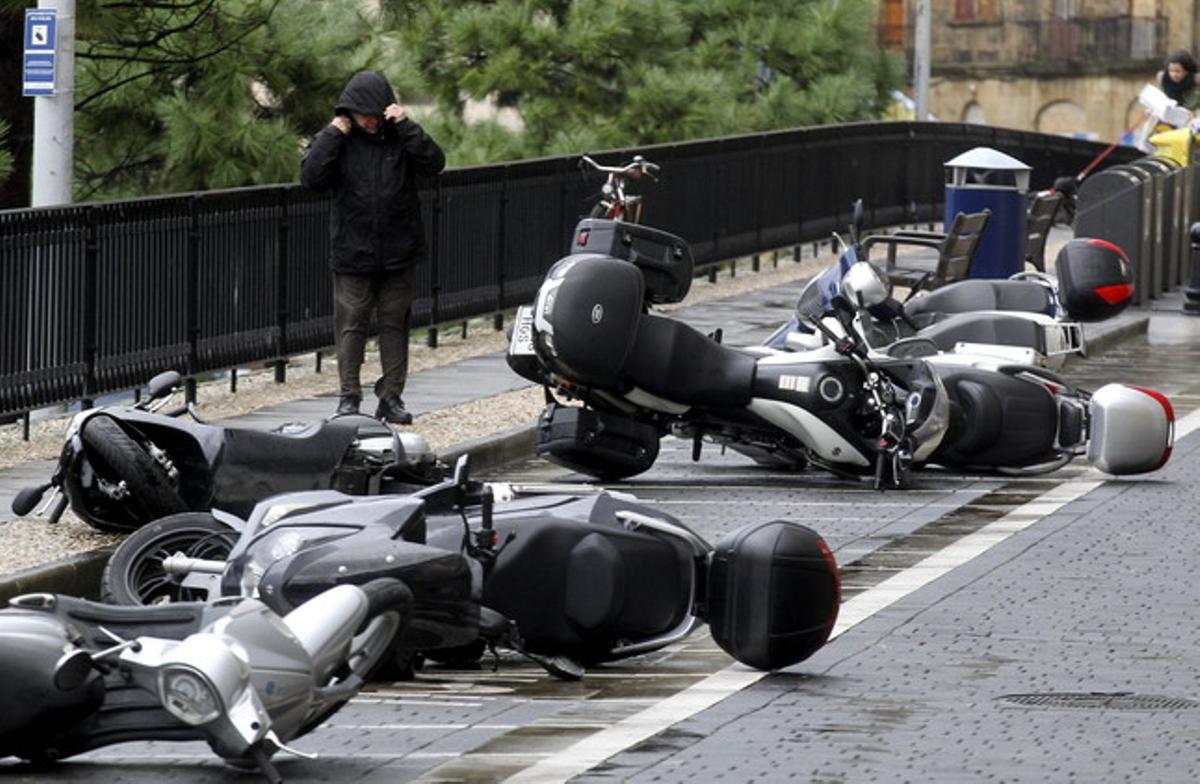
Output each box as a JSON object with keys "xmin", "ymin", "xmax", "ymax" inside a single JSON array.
[{"xmin": 999, "ymin": 692, "xmax": 1200, "ymax": 711}]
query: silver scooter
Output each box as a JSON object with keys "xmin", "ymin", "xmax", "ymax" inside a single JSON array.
[{"xmin": 0, "ymin": 578, "xmax": 409, "ymax": 782}]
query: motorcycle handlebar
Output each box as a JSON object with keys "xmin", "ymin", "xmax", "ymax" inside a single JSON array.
[{"xmin": 47, "ymin": 494, "xmax": 69, "ymax": 525}]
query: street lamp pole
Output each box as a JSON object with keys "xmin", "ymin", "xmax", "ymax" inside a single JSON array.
[{"xmin": 914, "ymin": 0, "xmax": 931, "ymax": 122}]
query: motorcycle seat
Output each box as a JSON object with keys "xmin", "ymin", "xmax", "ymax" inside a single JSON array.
[
  {"xmin": 935, "ymin": 367, "xmax": 1058, "ymax": 466},
  {"xmin": 906, "ymin": 279, "xmax": 1055, "ymax": 319},
  {"xmin": 484, "ymin": 519, "xmax": 692, "ymax": 652},
  {"xmin": 624, "ymin": 315, "xmax": 757, "ymax": 408},
  {"xmin": 54, "ymin": 595, "xmax": 209, "ymax": 642},
  {"xmin": 916, "ymin": 313, "xmax": 1048, "ymax": 355},
  {"xmin": 222, "ymin": 423, "xmax": 360, "ymax": 471}
]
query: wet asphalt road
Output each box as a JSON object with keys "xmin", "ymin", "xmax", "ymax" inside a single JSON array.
[{"xmin": 5, "ymin": 314, "xmax": 1200, "ymax": 782}]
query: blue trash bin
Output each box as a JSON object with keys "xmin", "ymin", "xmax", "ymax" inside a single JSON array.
[{"xmin": 944, "ymin": 147, "xmax": 1031, "ymax": 279}]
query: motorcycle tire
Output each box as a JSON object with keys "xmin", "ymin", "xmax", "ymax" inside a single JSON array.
[
  {"xmin": 100, "ymin": 513, "xmax": 236, "ymax": 605},
  {"xmin": 424, "ymin": 640, "xmax": 487, "ymax": 668},
  {"xmin": 81, "ymin": 416, "xmax": 186, "ymax": 530},
  {"xmin": 372, "ymin": 645, "xmax": 424, "ymax": 682}
]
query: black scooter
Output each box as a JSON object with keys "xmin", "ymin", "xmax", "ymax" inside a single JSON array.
[
  {"xmin": 11, "ymin": 371, "xmax": 442, "ymax": 532},
  {"xmin": 102, "ymin": 458, "xmax": 842, "ymax": 679}
]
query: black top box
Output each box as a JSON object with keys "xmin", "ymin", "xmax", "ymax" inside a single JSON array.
[
  {"xmin": 1055, "ymin": 238, "xmax": 1134, "ymax": 322},
  {"xmin": 570, "ymin": 218, "xmax": 694, "ymax": 304}
]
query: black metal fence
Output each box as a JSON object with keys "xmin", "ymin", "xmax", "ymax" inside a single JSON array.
[{"xmin": 0, "ymin": 121, "xmax": 1140, "ymax": 419}]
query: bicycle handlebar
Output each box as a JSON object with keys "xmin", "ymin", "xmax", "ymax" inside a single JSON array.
[{"xmin": 580, "ymin": 154, "xmax": 660, "ymax": 178}]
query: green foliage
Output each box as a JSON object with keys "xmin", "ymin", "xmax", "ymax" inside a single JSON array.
[
  {"xmin": 72, "ymin": 0, "xmax": 900, "ymax": 196},
  {"xmin": 74, "ymin": 0, "xmax": 426, "ymax": 200},
  {"xmin": 0, "ymin": 119, "xmax": 13, "ymax": 185},
  {"xmin": 397, "ymin": 0, "xmax": 903, "ymax": 166}
]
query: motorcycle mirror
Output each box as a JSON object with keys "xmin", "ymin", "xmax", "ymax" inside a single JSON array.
[
  {"xmin": 11, "ymin": 483, "xmax": 49, "ymax": 516},
  {"xmin": 146, "ymin": 370, "xmax": 182, "ymax": 401},
  {"xmin": 52, "ymin": 649, "xmax": 95, "ymax": 692},
  {"xmin": 849, "ymin": 199, "xmax": 865, "ymax": 248},
  {"xmin": 452, "ymin": 454, "xmax": 471, "ymax": 488}
]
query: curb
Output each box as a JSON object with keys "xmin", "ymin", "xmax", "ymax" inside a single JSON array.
[
  {"xmin": 0, "ymin": 547, "xmax": 114, "ymax": 605},
  {"xmin": 439, "ymin": 422, "xmax": 537, "ymax": 476},
  {"xmin": 1075, "ymin": 315, "xmax": 1150, "ymax": 361},
  {"xmin": 0, "ymin": 422, "xmax": 539, "ymax": 604}
]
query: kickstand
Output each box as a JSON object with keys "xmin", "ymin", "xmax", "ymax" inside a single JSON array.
[
  {"xmin": 249, "ymin": 744, "xmax": 283, "ymax": 784},
  {"xmin": 487, "ymin": 640, "xmax": 501, "ymax": 673}
]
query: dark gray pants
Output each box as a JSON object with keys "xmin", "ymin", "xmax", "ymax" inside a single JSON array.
[{"xmin": 333, "ymin": 268, "xmax": 414, "ymax": 399}]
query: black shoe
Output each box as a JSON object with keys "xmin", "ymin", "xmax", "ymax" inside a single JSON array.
[
  {"xmin": 335, "ymin": 395, "xmax": 361, "ymax": 417},
  {"xmin": 374, "ymin": 393, "xmax": 413, "ymax": 425}
]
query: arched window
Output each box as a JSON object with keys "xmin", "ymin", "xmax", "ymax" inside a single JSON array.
[
  {"xmin": 962, "ymin": 101, "xmax": 987, "ymax": 125},
  {"xmin": 1036, "ymin": 100, "xmax": 1087, "ymax": 136}
]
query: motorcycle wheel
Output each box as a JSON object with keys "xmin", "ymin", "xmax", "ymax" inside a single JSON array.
[
  {"xmin": 424, "ymin": 640, "xmax": 487, "ymax": 668},
  {"xmin": 81, "ymin": 416, "xmax": 186, "ymax": 530},
  {"xmin": 100, "ymin": 513, "xmax": 236, "ymax": 605}
]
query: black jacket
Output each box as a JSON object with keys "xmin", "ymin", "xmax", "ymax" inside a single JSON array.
[{"xmin": 300, "ymin": 71, "xmax": 446, "ymax": 274}]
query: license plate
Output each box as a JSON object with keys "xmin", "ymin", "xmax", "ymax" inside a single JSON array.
[{"xmin": 509, "ymin": 305, "xmax": 536, "ymax": 356}]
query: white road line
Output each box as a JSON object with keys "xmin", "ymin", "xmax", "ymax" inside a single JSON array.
[
  {"xmin": 506, "ymin": 407, "xmax": 1200, "ymax": 784},
  {"xmin": 325, "ymin": 723, "xmax": 519, "ymax": 731}
]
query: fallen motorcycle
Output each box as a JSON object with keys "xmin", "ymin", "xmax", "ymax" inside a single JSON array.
[
  {"xmin": 0, "ymin": 579, "xmax": 409, "ymax": 782},
  {"xmin": 504, "ymin": 208, "xmax": 1174, "ymax": 483},
  {"xmin": 763, "ymin": 201, "xmax": 1135, "ymax": 370},
  {"xmin": 101, "ymin": 458, "xmax": 842, "ymax": 679},
  {"xmin": 11, "ymin": 370, "xmax": 442, "ymax": 533}
]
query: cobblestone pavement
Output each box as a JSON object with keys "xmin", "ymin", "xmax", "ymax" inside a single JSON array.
[{"xmin": 6, "ymin": 290, "xmax": 1199, "ymax": 781}]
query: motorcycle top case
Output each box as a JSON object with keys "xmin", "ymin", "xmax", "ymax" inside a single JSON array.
[
  {"xmin": 706, "ymin": 520, "xmax": 840, "ymax": 670},
  {"xmin": 1054, "ymin": 238, "xmax": 1133, "ymax": 321},
  {"xmin": 570, "ymin": 218, "xmax": 694, "ymax": 304},
  {"xmin": 1087, "ymin": 383, "xmax": 1174, "ymax": 474}
]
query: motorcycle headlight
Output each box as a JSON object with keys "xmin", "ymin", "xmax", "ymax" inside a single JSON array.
[
  {"xmin": 160, "ymin": 665, "xmax": 222, "ymax": 726},
  {"xmin": 241, "ymin": 526, "xmax": 358, "ymax": 595}
]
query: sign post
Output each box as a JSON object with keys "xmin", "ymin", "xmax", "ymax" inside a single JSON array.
[
  {"xmin": 22, "ymin": 9, "xmax": 58, "ymax": 97},
  {"xmin": 27, "ymin": 0, "xmax": 74, "ymax": 207}
]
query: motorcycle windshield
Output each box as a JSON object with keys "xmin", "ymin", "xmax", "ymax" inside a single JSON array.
[{"xmin": 794, "ymin": 246, "xmax": 857, "ymax": 322}]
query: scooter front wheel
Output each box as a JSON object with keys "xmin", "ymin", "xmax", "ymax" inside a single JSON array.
[
  {"xmin": 81, "ymin": 416, "xmax": 187, "ymax": 531},
  {"xmin": 100, "ymin": 513, "xmax": 236, "ymax": 605}
]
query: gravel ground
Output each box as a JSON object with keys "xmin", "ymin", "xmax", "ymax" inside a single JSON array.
[{"xmin": 0, "ymin": 248, "xmax": 832, "ymax": 573}]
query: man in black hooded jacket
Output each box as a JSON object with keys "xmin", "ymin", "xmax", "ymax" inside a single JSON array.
[{"xmin": 301, "ymin": 70, "xmax": 446, "ymax": 423}]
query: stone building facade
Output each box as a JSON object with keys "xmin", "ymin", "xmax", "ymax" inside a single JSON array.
[{"xmin": 879, "ymin": 0, "xmax": 1197, "ymax": 140}]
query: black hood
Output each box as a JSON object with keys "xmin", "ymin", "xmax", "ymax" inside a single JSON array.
[{"xmin": 335, "ymin": 71, "xmax": 397, "ymax": 117}]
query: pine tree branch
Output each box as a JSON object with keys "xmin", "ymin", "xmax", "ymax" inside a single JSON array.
[
  {"xmin": 100, "ymin": 0, "xmax": 209, "ymax": 9},
  {"xmin": 78, "ymin": 0, "xmax": 279, "ymax": 65},
  {"xmin": 76, "ymin": 151, "xmax": 162, "ymax": 200},
  {"xmin": 110, "ymin": 0, "xmax": 217, "ymax": 49},
  {"xmin": 75, "ymin": 64, "xmax": 173, "ymax": 111}
]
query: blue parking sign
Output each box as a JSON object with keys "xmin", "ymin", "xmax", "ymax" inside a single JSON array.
[{"xmin": 22, "ymin": 9, "xmax": 58, "ymax": 96}]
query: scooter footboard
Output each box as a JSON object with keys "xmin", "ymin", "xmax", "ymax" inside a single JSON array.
[
  {"xmin": 705, "ymin": 521, "xmax": 840, "ymax": 670},
  {"xmin": 1087, "ymin": 384, "xmax": 1174, "ymax": 474}
]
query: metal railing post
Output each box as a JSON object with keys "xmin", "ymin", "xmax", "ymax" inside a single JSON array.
[
  {"xmin": 82, "ymin": 206, "xmax": 97, "ymax": 409},
  {"xmin": 494, "ymin": 165, "xmax": 508, "ymax": 331},
  {"xmin": 427, "ymin": 179, "xmax": 442, "ymax": 349},
  {"xmin": 275, "ymin": 187, "xmax": 290, "ymax": 383},
  {"xmin": 185, "ymin": 195, "xmax": 200, "ymax": 403}
]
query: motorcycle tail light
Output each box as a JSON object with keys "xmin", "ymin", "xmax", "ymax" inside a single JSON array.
[
  {"xmin": 160, "ymin": 666, "xmax": 222, "ymax": 726},
  {"xmin": 577, "ymin": 229, "xmax": 590, "ymax": 246}
]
